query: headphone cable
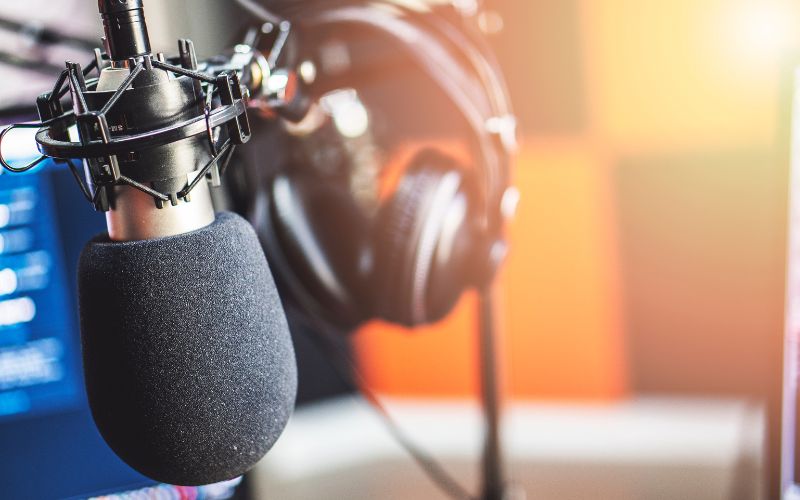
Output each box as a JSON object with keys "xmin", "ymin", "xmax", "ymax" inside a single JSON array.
[{"xmin": 300, "ymin": 319, "xmax": 477, "ymax": 500}]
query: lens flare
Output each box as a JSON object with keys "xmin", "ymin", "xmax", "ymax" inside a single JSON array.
[{"xmin": 731, "ymin": 2, "xmax": 795, "ymax": 57}]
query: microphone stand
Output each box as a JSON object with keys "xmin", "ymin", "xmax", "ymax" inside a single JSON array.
[{"xmin": 478, "ymin": 285, "xmax": 507, "ymax": 500}]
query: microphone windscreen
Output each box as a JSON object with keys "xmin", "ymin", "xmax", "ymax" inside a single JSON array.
[{"xmin": 78, "ymin": 212, "xmax": 297, "ymax": 486}]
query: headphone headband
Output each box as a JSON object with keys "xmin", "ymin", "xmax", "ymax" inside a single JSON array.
[{"xmin": 283, "ymin": 0, "xmax": 516, "ymax": 225}]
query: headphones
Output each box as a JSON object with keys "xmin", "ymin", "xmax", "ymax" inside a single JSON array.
[{"xmin": 229, "ymin": 0, "xmax": 516, "ymax": 333}]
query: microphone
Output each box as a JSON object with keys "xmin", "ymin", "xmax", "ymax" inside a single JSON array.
[{"xmin": 4, "ymin": 0, "xmax": 298, "ymax": 486}]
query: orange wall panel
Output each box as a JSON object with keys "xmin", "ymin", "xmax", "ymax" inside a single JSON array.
[{"xmin": 354, "ymin": 141, "xmax": 627, "ymax": 401}]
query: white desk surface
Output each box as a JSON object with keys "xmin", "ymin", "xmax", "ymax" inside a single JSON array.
[{"xmin": 252, "ymin": 396, "xmax": 764, "ymax": 500}]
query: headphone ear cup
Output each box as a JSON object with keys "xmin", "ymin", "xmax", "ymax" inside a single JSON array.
[
  {"xmin": 372, "ymin": 151, "xmax": 477, "ymax": 326},
  {"xmin": 259, "ymin": 171, "xmax": 371, "ymax": 331}
]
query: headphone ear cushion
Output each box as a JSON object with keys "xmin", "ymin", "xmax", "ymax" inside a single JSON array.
[
  {"xmin": 263, "ymin": 171, "xmax": 371, "ymax": 331},
  {"xmin": 374, "ymin": 167, "xmax": 441, "ymax": 324},
  {"xmin": 372, "ymin": 151, "xmax": 475, "ymax": 326}
]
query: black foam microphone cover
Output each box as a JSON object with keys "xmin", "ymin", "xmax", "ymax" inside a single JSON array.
[{"xmin": 78, "ymin": 212, "xmax": 297, "ymax": 486}]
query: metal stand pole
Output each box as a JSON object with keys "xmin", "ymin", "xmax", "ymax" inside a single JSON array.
[{"xmin": 478, "ymin": 286, "xmax": 506, "ymax": 500}]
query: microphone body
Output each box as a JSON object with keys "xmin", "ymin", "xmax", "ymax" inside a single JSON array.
[{"xmin": 90, "ymin": 62, "xmax": 217, "ymax": 242}]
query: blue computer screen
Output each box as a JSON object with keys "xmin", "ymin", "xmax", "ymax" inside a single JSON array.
[
  {"xmin": 0, "ymin": 158, "xmax": 159, "ymax": 498},
  {"xmin": 0, "ymin": 168, "xmax": 85, "ymax": 421}
]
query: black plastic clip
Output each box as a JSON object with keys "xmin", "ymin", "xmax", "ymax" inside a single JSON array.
[{"xmin": 217, "ymin": 72, "xmax": 251, "ymax": 145}]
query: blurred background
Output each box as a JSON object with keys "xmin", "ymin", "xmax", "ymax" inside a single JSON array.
[
  {"xmin": 350, "ymin": 1, "xmax": 796, "ymax": 497},
  {"xmin": 360, "ymin": 0, "xmax": 794, "ymax": 409},
  {"xmin": 2, "ymin": 0, "xmax": 799, "ymax": 498}
]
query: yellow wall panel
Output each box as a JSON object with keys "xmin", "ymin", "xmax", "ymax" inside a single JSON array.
[{"xmin": 580, "ymin": 0, "xmax": 799, "ymax": 151}]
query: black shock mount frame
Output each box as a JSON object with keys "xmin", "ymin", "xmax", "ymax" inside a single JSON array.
[{"xmin": 0, "ymin": 42, "xmax": 251, "ymax": 212}]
